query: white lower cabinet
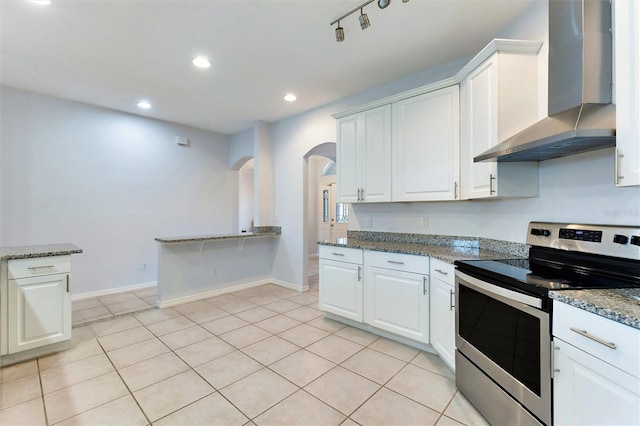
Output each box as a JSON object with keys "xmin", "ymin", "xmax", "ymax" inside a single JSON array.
[
  {"xmin": 553, "ymin": 302, "xmax": 640, "ymax": 425},
  {"xmin": 429, "ymin": 259, "xmax": 455, "ymax": 370},
  {"xmin": 364, "ymin": 251, "xmax": 429, "ymax": 344},
  {"xmin": 1, "ymin": 255, "xmax": 72, "ymax": 356},
  {"xmin": 8, "ymin": 274, "xmax": 71, "ymax": 353},
  {"xmin": 319, "ymin": 247, "xmax": 363, "ymax": 322}
]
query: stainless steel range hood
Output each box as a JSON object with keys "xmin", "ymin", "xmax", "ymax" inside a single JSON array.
[{"xmin": 475, "ymin": 0, "xmax": 616, "ymax": 162}]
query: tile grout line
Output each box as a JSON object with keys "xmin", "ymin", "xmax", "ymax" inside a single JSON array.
[{"xmin": 35, "ymin": 358, "xmax": 50, "ymax": 426}]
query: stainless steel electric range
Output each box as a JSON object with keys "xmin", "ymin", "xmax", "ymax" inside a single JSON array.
[{"xmin": 454, "ymin": 222, "xmax": 640, "ymax": 426}]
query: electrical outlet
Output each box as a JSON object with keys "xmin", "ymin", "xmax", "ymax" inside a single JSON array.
[
  {"xmin": 364, "ymin": 217, "xmax": 373, "ymax": 228},
  {"xmin": 420, "ymin": 217, "xmax": 429, "ymax": 228},
  {"xmin": 142, "ymin": 262, "xmax": 148, "ymax": 270},
  {"xmin": 212, "ymin": 267, "xmax": 217, "ymax": 275}
]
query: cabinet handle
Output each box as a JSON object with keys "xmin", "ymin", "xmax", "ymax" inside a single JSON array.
[
  {"xmin": 360, "ymin": 188, "xmax": 365, "ymax": 202},
  {"xmin": 489, "ymin": 174, "xmax": 496, "ymax": 195},
  {"xmin": 454, "ymin": 181, "xmax": 458, "ymax": 199},
  {"xmin": 449, "ymin": 289, "xmax": 455, "ymax": 311},
  {"xmin": 570, "ymin": 327, "xmax": 617, "ymax": 349},
  {"xmin": 423, "ymin": 276, "xmax": 428, "ymax": 295},
  {"xmin": 387, "ymin": 260, "xmax": 405, "ymax": 265},
  {"xmin": 357, "ymin": 266, "xmax": 362, "ymax": 282},
  {"xmin": 435, "ymin": 268, "xmax": 448, "ymax": 276},
  {"xmin": 331, "ymin": 252, "xmax": 345, "ymax": 256},
  {"xmin": 615, "ymin": 148, "xmax": 624, "ymax": 184},
  {"xmin": 357, "ymin": 188, "xmax": 361, "ymax": 202},
  {"xmin": 28, "ymin": 265, "xmax": 55, "ymax": 271},
  {"xmin": 66, "ymin": 274, "xmax": 70, "ymax": 293}
]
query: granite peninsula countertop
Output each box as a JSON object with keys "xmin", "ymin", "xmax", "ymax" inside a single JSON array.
[
  {"xmin": 550, "ymin": 288, "xmax": 640, "ymax": 330},
  {"xmin": 0, "ymin": 243, "xmax": 83, "ymax": 260},
  {"xmin": 319, "ymin": 236, "xmax": 522, "ymax": 264},
  {"xmin": 156, "ymin": 226, "xmax": 281, "ymax": 244}
]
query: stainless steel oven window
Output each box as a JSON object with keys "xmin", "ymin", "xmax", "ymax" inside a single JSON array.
[{"xmin": 455, "ymin": 271, "xmax": 551, "ymax": 426}]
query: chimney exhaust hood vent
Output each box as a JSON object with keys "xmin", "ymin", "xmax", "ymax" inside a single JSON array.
[{"xmin": 475, "ymin": 0, "xmax": 616, "ymax": 163}]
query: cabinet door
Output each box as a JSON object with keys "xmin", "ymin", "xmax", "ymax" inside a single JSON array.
[
  {"xmin": 393, "ymin": 86, "xmax": 460, "ymax": 201},
  {"xmin": 319, "ymin": 259, "xmax": 363, "ymax": 322},
  {"xmin": 364, "ymin": 267, "xmax": 429, "ymax": 343},
  {"xmin": 337, "ymin": 116, "xmax": 360, "ymax": 203},
  {"xmin": 460, "ymin": 55, "xmax": 499, "ymax": 199},
  {"xmin": 8, "ymin": 273, "xmax": 71, "ymax": 354},
  {"xmin": 360, "ymin": 105, "xmax": 392, "ymax": 202},
  {"xmin": 615, "ymin": 0, "xmax": 640, "ymax": 187},
  {"xmin": 554, "ymin": 338, "xmax": 640, "ymax": 426},
  {"xmin": 430, "ymin": 276, "xmax": 455, "ymax": 370}
]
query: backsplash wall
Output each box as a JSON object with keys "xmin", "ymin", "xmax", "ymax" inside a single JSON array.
[{"xmin": 350, "ymin": 149, "xmax": 640, "ymax": 243}]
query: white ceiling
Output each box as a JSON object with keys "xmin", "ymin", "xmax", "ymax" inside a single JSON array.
[{"xmin": 0, "ymin": 0, "xmax": 533, "ymax": 135}]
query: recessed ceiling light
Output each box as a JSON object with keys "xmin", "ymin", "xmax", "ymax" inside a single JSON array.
[
  {"xmin": 137, "ymin": 101, "xmax": 152, "ymax": 109},
  {"xmin": 31, "ymin": 0, "xmax": 51, "ymax": 5},
  {"xmin": 283, "ymin": 93, "xmax": 297, "ymax": 102},
  {"xmin": 192, "ymin": 57, "xmax": 211, "ymax": 69}
]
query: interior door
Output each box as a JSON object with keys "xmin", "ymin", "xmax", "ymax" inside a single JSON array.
[{"xmin": 318, "ymin": 181, "xmax": 348, "ymax": 242}]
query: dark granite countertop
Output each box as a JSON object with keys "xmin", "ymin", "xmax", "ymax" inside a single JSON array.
[
  {"xmin": 0, "ymin": 243, "xmax": 83, "ymax": 260},
  {"xmin": 550, "ymin": 288, "xmax": 640, "ymax": 330},
  {"xmin": 319, "ymin": 237, "xmax": 520, "ymax": 264}
]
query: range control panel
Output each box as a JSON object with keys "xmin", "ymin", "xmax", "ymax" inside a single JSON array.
[{"xmin": 527, "ymin": 222, "xmax": 640, "ymax": 260}]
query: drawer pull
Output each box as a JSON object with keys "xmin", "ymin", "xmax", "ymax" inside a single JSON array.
[
  {"xmin": 570, "ymin": 327, "xmax": 617, "ymax": 349},
  {"xmin": 387, "ymin": 260, "xmax": 405, "ymax": 265},
  {"xmin": 28, "ymin": 265, "xmax": 55, "ymax": 271},
  {"xmin": 435, "ymin": 268, "xmax": 448, "ymax": 276},
  {"xmin": 331, "ymin": 252, "xmax": 345, "ymax": 257}
]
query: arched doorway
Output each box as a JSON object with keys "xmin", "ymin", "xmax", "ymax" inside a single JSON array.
[{"xmin": 303, "ymin": 142, "xmax": 337, "ymax": 294}]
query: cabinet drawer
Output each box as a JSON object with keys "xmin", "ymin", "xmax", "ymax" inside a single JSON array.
[
  {"xmin": 319, "ymin": 246, "xmax": 363, "ymax": 264},
  {"xmin": 553, "ymin": 302, "xmax": 639, "ymax": 378},
  {"xmin": 430, "ymin": 258, "xmax": 455, "ymax": 284},
  {"xmin": 365, "ymin": 250, "xmax": 428, "ymax": 274},
  {"xmin": 8, "ymin": 256, "xmax": 71, "ymax": 280}
]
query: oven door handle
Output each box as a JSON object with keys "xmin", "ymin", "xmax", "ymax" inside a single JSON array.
[{"xmin": 455, "ymin": 270, "xmax": 542, "ymax": 309}]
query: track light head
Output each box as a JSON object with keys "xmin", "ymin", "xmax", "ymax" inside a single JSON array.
[
  {"xmin": 359, "ymin": 8, "xmax": 371, "ymax": 30},
  {"xmin": 335, "ymin": 22, "xmax": 345, "ymax": 42}
]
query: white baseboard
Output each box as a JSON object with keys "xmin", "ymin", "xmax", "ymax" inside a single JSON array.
[
  {"xmin": 72, "ymin": 281, "xmax": 157, "ymax": 301},
  {"xmin": 157, "ymin": 279, "xmax": 274, "ymax": 309},
  {"xmin": 271, "ymin": 278, "xmax": 308, "ymax": 293}
]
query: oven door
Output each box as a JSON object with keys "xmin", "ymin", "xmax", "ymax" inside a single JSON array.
[{"xmin": 455, "ymin": 270, "xmax": 551, "ymax": 425}]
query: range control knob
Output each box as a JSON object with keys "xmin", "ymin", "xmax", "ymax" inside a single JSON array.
[
  {"xmin": 531, "ymin": 228, "xmax": 551, "ymax": 237},
  {"xmin": 629, "ymin": 236, "xmax": 640, "ymax": 247},
  {"xmin": 613, "ymin": 234, "xmax": 629, "ymax": 245}
]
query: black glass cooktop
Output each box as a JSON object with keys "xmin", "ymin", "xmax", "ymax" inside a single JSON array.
[{"xmin": 455, "ymin": 248, "xmax": 640, "ymax": 299}]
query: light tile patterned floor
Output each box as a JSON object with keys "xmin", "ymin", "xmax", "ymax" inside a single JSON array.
[
  {"xmin": 72, "ymin": 287, "xmax": 157, "ymax": 326},
  {"xmin": 0, "ymin": 261, "xmax": 489, "ymax": 425}
]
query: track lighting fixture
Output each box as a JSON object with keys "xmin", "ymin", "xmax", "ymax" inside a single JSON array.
[
  {"xmin": 330, "ymin": 0, "xmax": 408, "ymax": 42},
  {"xmin": 359, "ymin": 8, "xmax": 371, "ymax": 30},
  {"xmin": 335, "ymin": 21, "xmax": 345, "ymax": 42}
]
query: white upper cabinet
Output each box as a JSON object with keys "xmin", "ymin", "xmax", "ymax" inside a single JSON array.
[
  {"xmin": 337, "ymin": 104, "xmax": 392, "ymax": 203},
  {"xmin": 614, "ymin": 0, "xmax": 640, "ymax": 187},
  {"xmin": 460, "ymin": 48, "xmax": 541, "ymax": 199},
  {"xmin": 392, "ymin": 86, "xmax": 460, "ymax": 201}
]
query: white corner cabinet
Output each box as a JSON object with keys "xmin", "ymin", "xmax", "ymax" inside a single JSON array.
[
  {"xmin": 364, "ymin": 251, "xmax": 430, "ymax": 343},
  {"xmin": 552, "ymin": 301, "xmax": 639, "ymax": 426},
  {"xmin": 318, "ymin": 246, "xmax": 363, "ymax": 322},
  {"xmin": 614, "ymin": 0, "xmax": 640, "ymax": 187},
  {"xmin": 459, "ymin": 46, "xmax": 541, "ymax": 199},
  {"xmin": 392, "ymin": 86, "xmax": 460, "ymax": 201},
  {"xmin": 429, "ymin": 258, "xmax": 455, "ymax": 370},
  {"xmin": 336, "ymin": 105, "xmax": 392, "ymax": 203},
  {"xmin": 1, "ymin": 255, "xmax": 72, "ymax": 357}
]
